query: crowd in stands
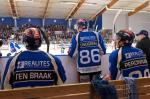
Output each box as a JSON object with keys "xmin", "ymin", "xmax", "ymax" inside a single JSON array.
[
  {"xmin": 44, "ymin": 24, "xmax": 73, "ymax": 43},
  {"xmin": 45, "ymin": 24, "xmax": 66, "ymax": 31},
  {"xmin": 0, "ymin": 24, "xmax": 13, "ymax": 44},
  {"xmin": 0, "ymin": 24, "xmax": 74, "ymax": 44}
]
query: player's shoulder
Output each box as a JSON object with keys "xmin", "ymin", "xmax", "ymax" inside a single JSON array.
[
  {"xmin": 109, "ymin": 49, "xmax": 119, "ymax": 58},
  {"xmin": 129, "ymin": 46, "xmax": 144, "ymax": 52},
  {"xmin": 79, "ymin": 31, "xmax": 98, "ymax": 38},
  {"xmin": 18, "ymin": 50, "xmax": 49, "ymax": 58},
  {"xmin": 43, "ymin": 53, "xmax": 60, "ymax": 61},
  {"xmin": 110, "ymin": 49, "xmax": 119, "ymax": 54},
  {"xmin": 122, "ymin": 46, "xmax": 145, "ymax": 58},
  {"xmin": 88, "ymin": 31, "xmax": 98, "ymax": 34}
]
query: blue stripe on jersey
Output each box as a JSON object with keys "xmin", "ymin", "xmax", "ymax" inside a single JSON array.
[
  {"xmin": 1, "ymin": 57, "xmax": 13, "ymax": 89},
  {"xmin": 68, "ymin": 35, "xmax": 77, "ymax": 57},
  {"xmin": 9, "ymin": 42, "xmax": 16, "ymax": 53},
  {"xmin": 52, "ymin": 55, "xmax": 66, "ymax": 82},
  {"xmin": 109, "ymin": 50, "xmax": 119, "ymax": 80},
  {"xmin": 98, "ymin": 34, "xmax": 106, "ymax": 54}
]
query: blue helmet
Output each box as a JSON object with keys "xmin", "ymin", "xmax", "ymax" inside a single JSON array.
[{"xmin": 23, "ymin": 28, "xmax": 42, "ymax": 50}]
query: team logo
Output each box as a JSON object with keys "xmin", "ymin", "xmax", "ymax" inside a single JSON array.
[{"xmin": 17, "ymin": 61, "xmax": 25, "ymax": 69}]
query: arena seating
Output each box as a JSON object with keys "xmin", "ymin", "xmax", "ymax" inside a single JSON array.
[
  {"xmin": 0, "ymin": 77, "xmax": 150, "ymax": 99},
  {"xmin": 0, "ymin": 25, "xmax": 13, "ymax": 43}
]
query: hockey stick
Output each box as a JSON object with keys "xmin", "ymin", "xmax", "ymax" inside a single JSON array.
[
  {"xmin": 40, "ymin": 28, "xmax": 50, "ymax": 53},
  {"xmin": 113, "ymin": 9, "xmax": 122, "ymax": 49}
]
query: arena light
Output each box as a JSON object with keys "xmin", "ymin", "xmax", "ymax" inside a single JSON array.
[
  {"xmin": 15, "ymin": 0, "xmax": 33, "ymax": 2},
  {"xmin": 107, "ymin": 8, "xmax": 134, "ymax": 12},
  {"xmin": 59, "ymin": 1, "xmax": 77, "ymax": 5},
  {"xmin": 60, "ymin": 1, "xmax": 97, "ymax": 6},
  {"xmin": 107, "ymin": 8, "xmax": 150, "ymax": 13},
  {"xmin": 83, "ymin": 2, "xmax": 98, "ymax": 6}
]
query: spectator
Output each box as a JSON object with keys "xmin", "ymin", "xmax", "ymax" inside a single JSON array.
[
  {"xmin": 106, "ymin": 29, "xmax": 149, "ymax": 80},
  {"xmin": 136, "ymin": 30, "xmax": 150, "ymax": 71},
  {"xmin": 68, "ymin": 19, "xmax": 106, "ymax": 82},
  {"xmin": 1, "ymin": 28, "xmax": 66, "ymax": 89}
]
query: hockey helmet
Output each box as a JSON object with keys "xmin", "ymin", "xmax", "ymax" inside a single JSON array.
[
  {"xmin": 23, "ymin": 28, "xmax": 42, "ymax": 50},
  {"xmin": 76, "ymin": 19, "xmax": 88, "ymax": 29},
  {"xmin": 115, "ymin": 29, "xmax": 135, "ymax": 45}
]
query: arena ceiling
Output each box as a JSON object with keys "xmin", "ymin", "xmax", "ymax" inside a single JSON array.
[{"xmin": 0, "ymin": 0, "xmax": 149, "ymax": 19}]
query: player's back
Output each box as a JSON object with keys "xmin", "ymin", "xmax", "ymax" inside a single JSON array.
[
  {"xmin": 2, "ymin": 50, "xmax": 66, "ymax": 89},
  {"xmin": 76, "ymin": 31, "xmax": 102, "ymax": 73},
  {"xmin": 119, "ymin": 46, "xmax": 149, "ymax": 79}
]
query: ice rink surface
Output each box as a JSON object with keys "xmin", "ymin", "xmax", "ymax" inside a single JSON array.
[
  {"xmin": 0, "ymin": 43, "xmax": 116, "ymax": 56},
  {"xmin": 1, "ymin": 43, "xmax": 69, "ymax": 56}
]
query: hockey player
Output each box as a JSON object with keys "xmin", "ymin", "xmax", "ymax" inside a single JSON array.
[
  {"xmin": 68, "ymin": 19, "xmax": 106, "ymax": 82},
  {"xmin": 1, "ymin": 28, "xmax": 66, "ymax": 89},
  {"xmin": 7, "ymin": 35, "xmax": 23, "ymax": 56},
  {"xmin": 107, "ymin": 29, "xmax": 149, "ymax": 80}
]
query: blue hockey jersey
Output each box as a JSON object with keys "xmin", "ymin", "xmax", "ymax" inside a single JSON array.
[
  {"xmin": 8, "ymin": 41, "xmax": 23, "ymax": 56},
  {"xmin": 1, "ymin": 50, "xmax": 66, "ymax": 89},
  {"xmin": 68, "ymin": 31, "xmax": 106, "ymax": 73},
  {"xmin": 109, "ymin": 45, "xmax": 149, "ymax": 80}
]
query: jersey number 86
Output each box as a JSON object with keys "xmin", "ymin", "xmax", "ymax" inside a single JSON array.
[{"xmin": 80, "ymin": 49, "xmax": 100, "ymax": 64}]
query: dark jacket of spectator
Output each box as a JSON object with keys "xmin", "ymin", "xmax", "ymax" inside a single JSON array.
[{"xmin": 136, "ymin": 30, "xmax": 150, "ymax": 70}]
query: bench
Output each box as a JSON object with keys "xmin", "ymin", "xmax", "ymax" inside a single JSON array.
[{"xmin": 0, "ymin": 77, "xmax": 150, "ymax": 99}]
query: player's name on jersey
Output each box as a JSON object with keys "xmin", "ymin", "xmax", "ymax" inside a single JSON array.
[
  {"xmin": 122, "ymin": 58, "xmax": 147, "ymax": 68},
  {"xmin": 14, "ymin": 71, "xmax": 55, "ymax": 81},
  {"xmin": 80, "ymin": 41, "xmax": 97, "ymax": 47},
  {"xmin": 17, "ymin": 61, "xmax": 51, "ymax": 68},
  {"xmin": 80, "ymin": 36, "xmax": 96, "ymax": 41}
]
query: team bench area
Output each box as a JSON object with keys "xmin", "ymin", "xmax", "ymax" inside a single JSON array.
[{"xmin": 0, "ymin": 77, "xmax": 150, "ymax": 99}]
